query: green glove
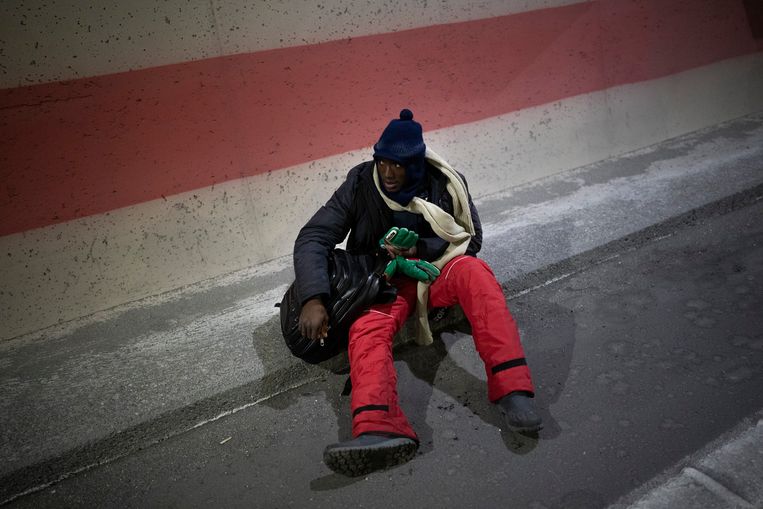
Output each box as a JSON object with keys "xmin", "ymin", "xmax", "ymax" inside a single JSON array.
[
  {"xmin": 383, "ymin": 257, "xmax": 398, "ymax": 280},
  {"xmin": 379, "ymin": 227, "xmax": 418, "ymax": 250},
  {"xmin": 394, "ymin": 256, "xmax": 440, "ymax": 283}
]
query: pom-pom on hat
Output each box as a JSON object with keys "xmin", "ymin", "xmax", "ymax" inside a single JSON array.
[{"xmin": 373, "ymin": 109, "xmax": 426, "ymax": 166}]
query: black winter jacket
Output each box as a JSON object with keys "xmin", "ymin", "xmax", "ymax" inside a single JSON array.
[{"xmin": 293, "ymin": 160, "xmax": 483, "ymax": 304}]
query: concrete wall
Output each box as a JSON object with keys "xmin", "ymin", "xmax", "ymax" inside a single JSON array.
[
  {"xmin": 1, "ymin": 0, "xmax": 589, "ymax": 87},
  {"xmin": 1, "ymin": 0, "xmax": 762, "ymax": 341}
]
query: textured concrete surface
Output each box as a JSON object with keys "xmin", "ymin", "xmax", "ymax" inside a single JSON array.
[
  {"xmin": 4, "ymin": 184, "xmax": 762, "ymax": 508},
  {"xmin": 612, "ymin": 419, "xmax": 763, "ymax": 508},
  {"xmin": 0, "ymin": 0, "xmax": 585, "ymax": 86}
]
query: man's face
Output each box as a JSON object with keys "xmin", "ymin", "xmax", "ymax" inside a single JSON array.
[{"xmin": 377, "ymin": 159, "xmax": 407, "ymax": 193}]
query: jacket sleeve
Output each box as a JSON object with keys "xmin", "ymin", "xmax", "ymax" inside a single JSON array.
[
  {"xmin": 416, "ymin": 235, "xmax": 448, "ymax": 261},
  {"xmin": 293, "ymin": 169, "xmax": 357, "ymax": 304},
  {"xmin": 465, "ymin": 182, "xmax": 483, "ymax": 256}
]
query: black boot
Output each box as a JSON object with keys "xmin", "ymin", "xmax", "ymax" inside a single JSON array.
[
  {"xmin": 498, "ymin": 391, "xmax": 543, "ymax": 433},
  {"xmin": 323, "ymin": 433, "xmax": 418, "ymax": 477}
]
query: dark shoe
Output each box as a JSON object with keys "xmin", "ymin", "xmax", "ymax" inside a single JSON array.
[
  {"xmin": 498, "ymin": 392, "xmax": 543, "ymax": 433},
  {"xmin": 323, "ymin": 433, "xmax": 418, "ymax": 477}
]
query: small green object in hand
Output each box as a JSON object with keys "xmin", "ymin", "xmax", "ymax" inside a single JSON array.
[
  {"xmin": 379, "ymin": 227, "xmax": 418, "ymax": 249},
  {"xmin": 393, "ymin": 256, "xmax": 440, "ymax": 283}
]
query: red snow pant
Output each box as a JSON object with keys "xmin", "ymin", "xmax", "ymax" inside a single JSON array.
[{"xmin": 348, "ymin": 255, "xmax": 535, "ymax": 441}]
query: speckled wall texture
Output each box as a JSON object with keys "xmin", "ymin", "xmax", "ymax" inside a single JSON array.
[
  {"xmin": 0, "ymin": 0, "xmax": 589, "ymax": 87},
  {"xmin": 1, "ymin": 0, "xmax": 762, "ymax": 340}
]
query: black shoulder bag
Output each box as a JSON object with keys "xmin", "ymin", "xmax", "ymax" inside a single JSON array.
[{"xmin": 279, "ymin": 249, "xmax": 396, "ymax": 364}]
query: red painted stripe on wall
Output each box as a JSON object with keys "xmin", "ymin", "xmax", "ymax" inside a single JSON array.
[{"xmin": 0, "ymin": 0, "xmax": 760, "ymax": 237}]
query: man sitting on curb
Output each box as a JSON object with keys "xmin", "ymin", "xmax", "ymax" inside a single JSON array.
[{"xmin": 293, "ymin": 108, "xmax": 542, "ymax": 476}]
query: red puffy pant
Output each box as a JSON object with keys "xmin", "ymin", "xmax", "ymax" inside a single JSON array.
[{"xmin": 348, "ymin": 255, "xmax": 535, "ymax": 441}]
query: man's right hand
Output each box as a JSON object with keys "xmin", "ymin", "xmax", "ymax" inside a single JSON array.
[
  {"xmin": 299, "ymin": 298, "xmax": 329, "ymax": 341},
  {"xmin": 380, "ymin": 227, "xmax": 419, "ymax": 258}
]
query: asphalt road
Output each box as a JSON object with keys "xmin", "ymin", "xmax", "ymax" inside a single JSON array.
[{"xmin": 7, "ymin": 198, "xmax": 762, "ymax": 508}]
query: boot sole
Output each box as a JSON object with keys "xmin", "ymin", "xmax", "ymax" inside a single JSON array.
[
  {"xmin": 505, "ymin": 422, "xmax": 543, "ymax": 434},
  {"xmin": 323, "ymin": 438, "xmax": 418, "ymax": 477},
  {"xmin": 500, "ymin": 410, "xmax": 543, "ymax": 434}
]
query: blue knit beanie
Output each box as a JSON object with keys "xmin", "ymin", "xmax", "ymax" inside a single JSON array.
[{"xmin": 373, "ymin": 109, "xmax": 427, "ymax": 205}]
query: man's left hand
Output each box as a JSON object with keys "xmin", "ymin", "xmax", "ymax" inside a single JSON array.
[{"xmin": 386, "ymin": 256, "xmax": 440, "ymax": 283}]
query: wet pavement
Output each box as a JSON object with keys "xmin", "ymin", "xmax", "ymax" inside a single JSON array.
[{"xmin": 6, "ymin": 184, "xmax": 762, "ymax": 507}]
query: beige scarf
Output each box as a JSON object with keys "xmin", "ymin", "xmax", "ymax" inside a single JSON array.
[{"xmin": 373, "ymin": 148, "xmax": 475, "ymax": 345}]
